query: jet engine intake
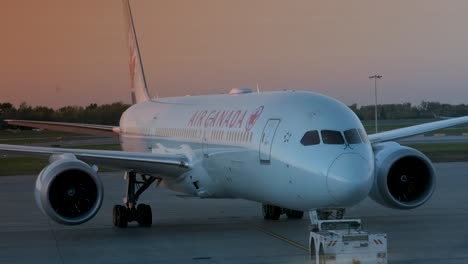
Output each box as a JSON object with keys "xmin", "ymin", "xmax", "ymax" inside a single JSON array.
[
  {"xmin": 370, "ymin": 142, "xmax": 436, "ymax": 209},
  {"xmin": 35, "ymin": 154, "xmax": 103, "ymax": 225}
]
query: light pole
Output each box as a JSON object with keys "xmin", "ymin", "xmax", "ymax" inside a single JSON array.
[{"xmin": 369, "ymin": 74, "xmax": 382, "ymax": 133}]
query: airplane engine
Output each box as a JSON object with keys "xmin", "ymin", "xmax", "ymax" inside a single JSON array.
[
  {"xmin": 370, "ymin": 142, "xmax": 436, "ymax": 209},
  {"xmin": 34, "ymin": 154, "xmax": 104, "ymax": 225}
]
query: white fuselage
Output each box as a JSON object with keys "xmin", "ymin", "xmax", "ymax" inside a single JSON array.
[{"xmin": 119, "ymin": 91, "xmax": 374, "ymax": 211}]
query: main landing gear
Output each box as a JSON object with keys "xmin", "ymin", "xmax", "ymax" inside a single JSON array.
[
  {"xmin": 113, "ymin": 171, "xmax": 159, "ymax": 228},
  {"xmin": 262, "ymin": 204, "xmax": 304, "ymax": 220}
]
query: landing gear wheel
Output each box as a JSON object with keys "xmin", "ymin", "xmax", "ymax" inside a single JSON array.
[
  {"xmin": 137, "ymin": 204, "xmax": 152, "ymax": 227},
  {"xmin": 262, "ymin": 204, "xmax": 281, "ymax": 220},
  {"xmin": 262, "ymin": 204, "xmax": 271, "ymax": 220},
  {"xmin": 285, "ymin": 209, "xmax": 304, "ymax": 219},
  {"xmin": 113, "ymin": 205, "xmax": 128, "ymax": 228},
  {"xmin": 113, "ymin": 171, "xmax": 158, "ymax": 227}
]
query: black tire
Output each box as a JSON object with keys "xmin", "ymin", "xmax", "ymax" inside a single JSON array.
[
  {"xmin": 137, "ymin": 204, "xmax": 152, "ymax": 227},
  {"xmin": 262, "ymin": 204, "xmax": 271, "ymax": 220},
  {"xmin": 270, "ymin": 206, "xmax": 281, "ymax": 220},
  {"xmin": 285, "ymin": 209, "xmax": 304, "ymax": 219},
  {"xmin": 262, "ymin": 204, "xmax": 281, "ymax": 220},
  {"xmin": 113, "ymin": 205, "xmax": 128, "ymax": 228}
]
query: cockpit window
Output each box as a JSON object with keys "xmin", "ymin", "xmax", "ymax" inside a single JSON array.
[
  {"xmin": 358, "ymin": 129, "xmax": 369, "ymax": 143},
  {"xmin": 300, "ymin": 130, "xmax": 320, "ymax": 146},
  {"xmin": 344, "ymin": 129, "xmax": 362, "ymax": 144},
  {"xmin": 321, "ymin": 130, "xmax": 345, "ymax": 145}
]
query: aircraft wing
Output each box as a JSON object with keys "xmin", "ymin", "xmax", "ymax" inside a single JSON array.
[
  {"xmin": 368, "ymin": 116, "xmax": 468, "ymax": 144},
  {"xmin": 5, "ymin": 119, "xmax": 120, "ymax": 137},
  {"xmin": 0, "ymin": 144, "xmax": 190, "ymax": 177}
]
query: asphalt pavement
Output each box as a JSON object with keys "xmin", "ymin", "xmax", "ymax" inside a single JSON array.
[{"xmin": 0, "ymin": 163, "xmax": 467, "ymax": 263}]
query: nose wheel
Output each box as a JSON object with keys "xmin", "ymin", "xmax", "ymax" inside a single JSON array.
[
  {"xmin": 113, "ymin": 171, "xmax": 159, "ymax": 228},
  {"xmin": 262, "ymin": 204, "xmax": 281, "ymax": 220},
  {"xmin": 284, "ymin": 209, "xmax": 304, "ymax": 219},
  {"xmin": 262, "ymin": 204, "xmax": 304, "ymax": 220}
]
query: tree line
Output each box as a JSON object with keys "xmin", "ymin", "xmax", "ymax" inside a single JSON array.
[
  {"xmin": 1, "ymin": 101, "xmax": 468, "ymax": 129},
  {"xmin": 0, "ymin": 102, "xmax": 129, "ymax": 128}
]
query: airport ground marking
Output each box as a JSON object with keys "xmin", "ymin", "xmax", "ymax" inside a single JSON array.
[{"xmin": 252, "ymin": 224, "xmax": 309, "ymax": 252}]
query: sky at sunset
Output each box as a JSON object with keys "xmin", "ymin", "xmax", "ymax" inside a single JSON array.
[{"xmin": 1, "ymin": 0, "xmax": 468, "ymax": 109}]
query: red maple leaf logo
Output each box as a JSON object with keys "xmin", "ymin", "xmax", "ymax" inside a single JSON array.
[{"xmin": 246, "ymin": 106, "xmax": 264, "ymax": 131}]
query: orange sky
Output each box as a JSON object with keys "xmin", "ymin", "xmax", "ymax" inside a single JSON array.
[{"xmin": 1, "ymin": 0, "xmax": 468, "ymax": 108}]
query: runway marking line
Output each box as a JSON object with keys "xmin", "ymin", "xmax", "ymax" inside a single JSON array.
[{"xmin": 252, "ymin": 224, "xmax": 309, "ymax": 252}]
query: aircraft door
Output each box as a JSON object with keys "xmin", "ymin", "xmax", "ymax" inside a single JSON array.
[
  {"xmin": 202, "ymin": 127, "xmax": 211, "ymax": 157},
  {"xmin": 259, "ymin": 119, "xmax": 280, "ymax": 164}
]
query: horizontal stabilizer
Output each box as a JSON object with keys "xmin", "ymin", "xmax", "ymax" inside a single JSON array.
[{"xmin": 5, "ymin": 120, "xmax": 120, "ymax": 137}]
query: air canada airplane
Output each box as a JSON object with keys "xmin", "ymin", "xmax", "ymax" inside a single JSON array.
[{"xmin": 1, "ymin": 0, "xmax": 468, "ymax": 229}]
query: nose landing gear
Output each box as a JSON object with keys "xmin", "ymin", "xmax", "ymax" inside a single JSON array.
[
  {"xmin": 262, "ymin": 204, "xmax": 304, "ymax": 220},
  {"xmin": 112, "ymin": 171, "xmax": 160, "ymax": 228}
]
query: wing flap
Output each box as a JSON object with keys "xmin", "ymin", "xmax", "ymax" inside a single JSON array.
[
  {"xmin": 5, "ymin": 120, "xmax": 119, "ymax": 137},
  {"xmin": 368, "ymin": 116, "xmax": 468, "ymax": 143},
  {"xmin": 0, "ymin": 144, "xmax": 190, "ymax": 177}
]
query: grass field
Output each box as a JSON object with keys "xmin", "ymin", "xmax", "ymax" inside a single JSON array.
[
  {"xmin": 0, "ymin": 157, "xmax": 48, "ymax": 176},
  {"xmin": 0, "ymin": 144, "xmax": 121, "ymax": 176},
  {"xmin": 362, "ymin": 119, "xmax": 468, "ymax": 134},
  {"xmin": 0, "ymin": 130, "xmax": 96, "ymax": 145},
  {"xmin": 0, "ymin": 130, "xmax": 83, "ymax": 138},
  {"xmin": 405, "ymin": 142, "xmax": 468, "ymax": 163}
]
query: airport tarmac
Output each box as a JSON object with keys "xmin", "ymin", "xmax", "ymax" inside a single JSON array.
[{"xmin": 0, "ymin": 163, "xmax": 467, "ymax": 264}]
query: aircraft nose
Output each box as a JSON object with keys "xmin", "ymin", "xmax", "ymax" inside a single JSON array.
[{"xmin": 327, "ymin": 153, "xmax": 373, "ymax": 206}]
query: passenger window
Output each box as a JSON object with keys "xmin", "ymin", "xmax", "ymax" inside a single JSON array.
[
  {"xmin": 358, "ymin": 129, "xmax": 369, "ymax": 143},
  {"xmin": 300, "ymin": 130, "xmax": 320, "ymax": 146},
  {"xmin": 321, "ymin": 130, "xmax": 345, "ymax": 145},
  {"xmin": 344, "ymin": 129, "xmax": 362, "ymax": 144}
]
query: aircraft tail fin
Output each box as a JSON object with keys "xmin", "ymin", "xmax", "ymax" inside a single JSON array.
[{"xmin": 123, "ymin": 0, "xmax": 151, "ymax": 104}]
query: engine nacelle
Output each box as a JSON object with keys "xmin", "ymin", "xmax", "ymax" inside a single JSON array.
[
  {"xmin": 35, "ymin": 154, "xmax": 104, "ymax": 225},
  {"xmin": 370, "ymin": 142, "xmax": 436, "ymax": 209}
]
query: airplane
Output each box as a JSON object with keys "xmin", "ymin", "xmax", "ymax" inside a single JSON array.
[{"xmin": 1, "ymin": 0, "xmax": 468, "ymax": 229}]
